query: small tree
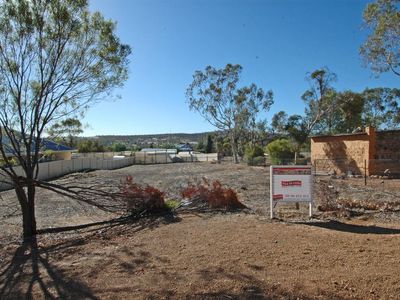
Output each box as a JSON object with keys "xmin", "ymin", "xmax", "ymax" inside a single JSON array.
[
  {"xmin": 111, "ymin": 143, "xmax": 127, "ymax": 152},
  {"xmin": 266, "ymin": 139, "xmax": 295, "ymax": 165},
  {"xmin": 186, "ymin": 64, "xmax": 273, "ymax": 163},
  {"xmin": 0, "ymin": 0, "xmax": 131, "ymax": 240},
  {"xmin": 205, "ymin": 134, "xmax": 214, "ymax": 153},
  {"xmin": 244, "ymin": 144, "xmax": 265, "ymax": 166},
  {"xmin": 284, "ymin": 115, "xmax": 309, "ymax": 163},
  {"xmin": 78, "ymin": 140, "xmax": 106, "ymax": 153}
]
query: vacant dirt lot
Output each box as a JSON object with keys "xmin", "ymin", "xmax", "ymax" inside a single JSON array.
[{"xmin": 1, "ymin": 162, "xmax": 400, "ymax": 299}]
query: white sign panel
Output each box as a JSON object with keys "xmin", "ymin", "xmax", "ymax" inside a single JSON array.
[{"xmin": 270, "ymin": 165, "xmax": 313, "ymax": 218}]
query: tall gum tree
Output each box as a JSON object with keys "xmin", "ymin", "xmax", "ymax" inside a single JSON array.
[
  {"xmin": 0, "ymin": 0, "xmax": 131, "ymax": 240},
  {"xmin": 186, "ymin": 64, "xmax": 273, "ymax": 163}
]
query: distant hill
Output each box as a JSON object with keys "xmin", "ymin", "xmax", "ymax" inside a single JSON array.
[{"xmin": 80, "ymin": 132, "xmax": 217, "ymax": 147}]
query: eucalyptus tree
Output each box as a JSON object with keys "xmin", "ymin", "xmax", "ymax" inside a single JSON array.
[
  {"xmin": 362, "ymin": 88, "xmax": 400, "ymax": 128},
  {"xmin": 0, "ymin": 0, "xmax": 131, "ymax": 240},
  {"xmin": 186, "ymin": 64, "xmax": 273, "ymax": 163},
  {"xmin": 361, "ymin": 0, "xmax": 400, "ymax": 77},
  {"xmin": 47, "ymin": 118, "xmax": 83, "ymax": 147},
  {"xmin": 302, "ymin": 67, "xmax": 338, "ymax": 134}
]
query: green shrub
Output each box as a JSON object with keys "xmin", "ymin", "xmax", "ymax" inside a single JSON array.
[
  {"xmin": 265, "ymin": 139, "xmax": 295, "ymax": 164},
  {"xmin": 78, "ymin": 140, "xmax": 105, "ymax": 153},
  {"xmin": 165, "ymin": 199, "xmax": 181, "ymax": 210},
  {"xmin": 244, "ymin": 144, "xmax": 265, "ymax": 165},
  {"xmin": 111, "ymin": 143, "xmax": 127, "ymax": 152}
]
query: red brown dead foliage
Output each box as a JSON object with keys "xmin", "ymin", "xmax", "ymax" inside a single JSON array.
[
  {"xmin": 121, "ymin": 175, "xmax": 165, "ymax": 212},
  {"xmin": 181, "ymin": 178, "xmax": 246, "ymax": 210}
]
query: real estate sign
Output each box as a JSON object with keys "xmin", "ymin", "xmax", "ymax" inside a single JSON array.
[{"xmin": 270, "ymin": 165, "xmax": 313, "ymax": 218}]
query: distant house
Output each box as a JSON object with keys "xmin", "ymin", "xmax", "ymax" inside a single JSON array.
[
  {"xmin": 40, "ymin": 139, "xmax": 75, "ymax": 160},
  {"xmin": 1, "ymin": 137, "xmax": 75, "ymax": 161},
  {"xmin": 177, "ymin": 143, "xmax": 193, "ymax": 152}
]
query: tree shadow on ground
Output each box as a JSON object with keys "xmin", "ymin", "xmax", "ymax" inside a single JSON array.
[
  {"xmin": 0, "ymin": 237, "xmax": 97, "ymax": 300},
  {"xmin": 38, "ymin": 210, "xmax": 181, "ymax": 235},
  {"xmin": 299, "ymin": 220, "xmax": 400, "ymax": 234},
  {"xmin": 0, "ymin": 212, "xmax": 181, "ymax": 299}
]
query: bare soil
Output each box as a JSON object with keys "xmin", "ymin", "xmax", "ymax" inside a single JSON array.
[{"xmin": 1, "ymin": 162, "xmax": 400, "ymax": 299}]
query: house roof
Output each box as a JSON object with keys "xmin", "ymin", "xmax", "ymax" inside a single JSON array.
[
  {"xmin": 40, "ymin": 139, "xmax": 74, "ymax": 152},
  {"xmin": 1, "ymin": 137, "xmax": 74, "ymax": 156}
]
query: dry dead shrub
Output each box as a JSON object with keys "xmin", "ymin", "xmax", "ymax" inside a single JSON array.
[
  {"xmin": 121, "ymin": 175, "xmax": 165, "ymax": 213},
  {"xmin": 337, "ymin": 198, "xmax": 400, "ymax": 212},
  {"xmin": 181, "ymin": 178, "xmax": 246, "ymax": 210},
  {"xmin": 315, "ymin": 181, "xmax": 340, "ymax": 211}
]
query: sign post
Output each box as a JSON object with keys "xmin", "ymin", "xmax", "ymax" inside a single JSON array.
[{"xmin": 270, "ymin": 165, "xmax": 313, "ymax": 219}]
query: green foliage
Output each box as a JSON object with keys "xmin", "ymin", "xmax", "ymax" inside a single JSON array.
[
  {"xmin": 362, "ymin": 88, "xmax": 400, "ymax": 129},
  {"xmin": 110, "ymin": 143, "xmax": 127, "ymax": 152},
  {"xmin": 205, "ymin": 134, "xmax": 214, "ymax": 153},
  {"xmin": 334, "ymin": 91, "xmax": 364, "ymax": 133},
  {"xmin": 285, "ymin": 115, "xmax": 309, "ymax": 150},
  {"xmin": 165, "ymin": 199, "xmax": 181, "ymax": 210},
  {"xmin": 78, "ymin": 140, "xmax": 105, "ymax": 153},
  {"xmin": 302, "ymin": 67, "xmax": 338, "ymax": 134},
  {"xmin": 215, "ymin": 135, "xmax": 232, "ymax": 156},
  {"xmin": 0, "ymin": 157, "xmax": 17, "ymax": 167},
  {"xmin": 244, "ymin": 144, "xmax": 265, "ymax": 165},
  {"xmin": 361, "ymin": 0, "xmax": 400, "ymax": 77},
  {"xmin": 131, "ymin": 145, "xmax": 142, "ymax": 152},
  {"xmin": 47, "ymin": 118, "xmax": 83, "ymax": 148},
  {"xmin": 186, "ymin": 64, "xmax": 273, "ymax": 163},
  {"xmin": 0, "ymin": 0, "xmax": 131, "ymax": 239},
  {"xmin": 196, "ymin": 140, "xmax": 205, "ymax": 152},
  {"xmin": 271, "ymin": 111, "xmax": 288, "ymax": 134},
  {"xmin": 196, "ymin": 134, "xmax": 214, "ymax": 153},
  {"xmin": 266, "ymin": 139, "xmax": 295, "ymax": 165}
]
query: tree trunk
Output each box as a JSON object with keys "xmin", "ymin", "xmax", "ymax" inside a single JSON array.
[
  {"xmin": 15, "ymin": 182, "xmax": 37, "ymax": 241},
  {"xmin": 230, "ymin": 133, "xmax": 239, "ymax": 164}
]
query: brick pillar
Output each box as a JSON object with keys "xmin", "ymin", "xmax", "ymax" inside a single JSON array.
[{"xmin": 365, "ymin": 126, "xmax": 376, "ymax": 175}]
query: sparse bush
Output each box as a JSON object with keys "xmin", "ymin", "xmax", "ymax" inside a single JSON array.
[
  {"xmin": 78, "ymin": 140, "xmax": 105, "ymax": 153},
  {"xmin": 165, "ymin": 199, "xmax": 181, "ymax": 210},
  {"xmin": 181, "ymin": 178, "xmax": 246, "ymax": 210},
  {"xmin": 244, "ymin": 144, "xmax": 265, "ymax": 166},
  {"xmin": 121, "ymin": 175, "xmax": 165, "ymax": 213},
  {"xmin": 265, "ymin": 139, "xmax": 295, "ymax": 164},
  {"xmin": 111, "ymin": 143, "xmax": 127, "ymax": 152}
]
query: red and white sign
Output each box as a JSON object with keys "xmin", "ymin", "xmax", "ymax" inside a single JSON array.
[{"xmin": 270, "ymin": 165, "xmax": 313, "ymax": 218}]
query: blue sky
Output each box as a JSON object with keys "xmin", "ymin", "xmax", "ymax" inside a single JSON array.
[{"xmin": 84, "ymin": 0, "xmax": 398, "ymax": 136}]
